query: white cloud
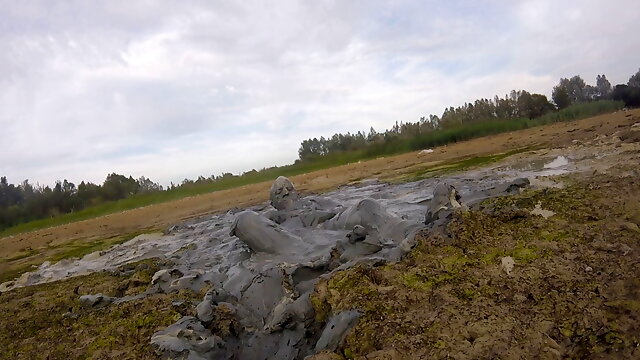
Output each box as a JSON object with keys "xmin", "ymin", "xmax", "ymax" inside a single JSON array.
[{"xmin": 0, "ymin": 0, "xmax": 639, "ymax": 186}]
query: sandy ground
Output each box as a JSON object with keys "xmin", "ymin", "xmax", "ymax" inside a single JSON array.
[{"xmin": 1, "ymin": 109, "xmax": 639, "ymax": 277}]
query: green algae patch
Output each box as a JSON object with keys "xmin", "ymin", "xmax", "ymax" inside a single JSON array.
[
  {"xmin": 3, "ymin": 248, "xmax": 39, "ymax": 262},
  {"xmin": 0, "ymin": 258, "xmax": 199, "ymax": 359},
  {"xmin": 480, "ymin": 247, "xmax": 506, "ymax": 264},
  {"xmin": 311, "ymin": 281, "xmax": 332, "ymax": 323},
  {"xmin": 402, "ymin": 269, "xmax": 455, "ymax": 291},
  {"xmin": 511, "ymin": 245, "xmax": 539, "ymax": 264},
  {"xmin": 398, "ymin": 146, "xmax": 534, "ymax": 182}
]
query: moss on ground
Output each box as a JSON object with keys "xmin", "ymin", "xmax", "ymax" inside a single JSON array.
[
  {"xmin": 0, "ymin": 258, "xmax": 200, "ymax": 359},
  {"xmin": 396, "ymin": 146, "xmax": 535, "ymax": 182},
  {"xmin": 312, "ymin": 170, "xmax": 640, "ymax": 359},
  {"xmin": 0, "ymin": 231, "xmax": 156, "ymax": 285}
]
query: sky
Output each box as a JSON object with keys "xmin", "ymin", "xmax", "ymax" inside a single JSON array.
[{"xmin": 1, "ymin": 0, "xmax": 639, "ymax": 187}]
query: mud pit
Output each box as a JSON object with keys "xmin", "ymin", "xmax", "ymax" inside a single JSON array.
[
  {"xmin": 3, "ymin": 109, "xmax": 639, "ymax": 278},
  {"xmin": 1, "ymin": 120, "xmax": 639, "ymax": 359}
]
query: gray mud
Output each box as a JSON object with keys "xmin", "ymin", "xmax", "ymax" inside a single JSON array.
[{"xmin": 0, "ymin": 151, "xmax": 594, "ymax": 359}]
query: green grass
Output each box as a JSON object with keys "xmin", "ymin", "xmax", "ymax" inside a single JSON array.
[
  {"xmin": 365, "ymin": 118, "xmax": 533, "ymax": 158},
  {"xmin": 2, "ymin": 248, "xmax": 39, "ymax": 262},
  {"xmin": 46, "ymin": 231, "xmax": 152, "ymax": 263},
  {"xmin": 534, "ymin": 100, "xmax": 625, "ymax": 124},
  {"xmin": 362, "ymin": 100, "xmax": 623, "ymax": 158},
  {"xmin": 0, "ymin": 266, "xmax": 31, "ymax": 285},
  {"xmin": 401, "ymin": 146, "xmax": 535, "ymax": 182},
  {"xmin": 0, "ymin": 101, "xmax": 624, "ymax": 238}
]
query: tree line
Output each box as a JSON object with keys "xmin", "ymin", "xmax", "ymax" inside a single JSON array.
[
  {"xmin": 0, "ymin": 168, "xmax": 275, "ymax": 232},
  {"xmin": 298, "ymin": 69, "xmax": 640, "ymax": 161},
  {"xmin": 0, "ymin": 174, "xmax": 163, "ymax": 231}
]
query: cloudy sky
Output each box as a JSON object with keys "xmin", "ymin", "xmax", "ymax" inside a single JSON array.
[{"xmin": 1, "ymin": 0, "xmax": 639, "ymax": 187}]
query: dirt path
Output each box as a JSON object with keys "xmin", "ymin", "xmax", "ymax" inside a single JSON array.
[{"xmin": 1, "ymin": 109, "xmax": 639, "ymax": 278}]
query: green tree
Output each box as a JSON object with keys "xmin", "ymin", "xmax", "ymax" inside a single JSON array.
[
  {"xmin": 519, "ymin": 92, "xmax": 553, "ymax": 118},
  {"xmin": 628, "ymin": 68, "xmax": 640, "ymax": 88},
  {"xmin": 102, "ymin": 173, "xmax": 140, "ymax": 201},
  {"xmin": 596, "ymin": 74, "xmax": 612, "ymax": 99},
  {"xmin": 553, "ymin": 76, "xmax": 587, "ymax": 106},
  {"xmin": 137, "ymin": 177, "xmax": 163, "ymax": 193},
  {"xmin": 552, "ymin": 86, "xmax": 571, "ymax": 109}
]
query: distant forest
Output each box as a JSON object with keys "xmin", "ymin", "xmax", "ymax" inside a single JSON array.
[
  {"xmin": 1, "ymin": 68, "xmax": 639, "ymax": 232},
  {"xmin": 297, "ymin": 69, "xmax": 640, "ymax": 161}
]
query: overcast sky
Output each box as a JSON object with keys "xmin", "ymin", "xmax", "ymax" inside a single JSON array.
[{"xmin": 1, "ymin": 0, "xmax": 639, "ymax": 187}]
